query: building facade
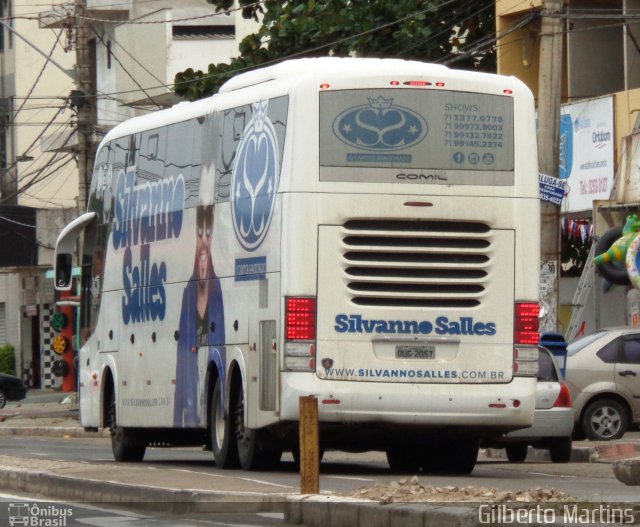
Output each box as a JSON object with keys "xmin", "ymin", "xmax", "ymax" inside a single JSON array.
[{"xmin": 0, "ymin": 0, "xmax": 256, "ymax": 387}]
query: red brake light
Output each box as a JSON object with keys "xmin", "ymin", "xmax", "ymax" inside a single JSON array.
[
  {"xmin": 403, "ymin": 80, "xmax": 431, "ymax": 86},
  {"xmin": 285, "ymin": 297, "xmax": 316, "ymax": 341},
  {"xmin": 553, "ymin": 383, "xmax": 572, "ymax": 408},
  {"xmin": 514, "ymin": 302, "xmax": 540, "ymax": 345}
]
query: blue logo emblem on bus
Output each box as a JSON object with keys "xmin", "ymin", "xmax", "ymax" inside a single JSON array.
[
  {"xmin": 231, "ymin": 101, "xmax": 279, "ymax": 252},
  {"xmin": 333, "ymin": 96, "xmax": 427, "ymax": 151}
]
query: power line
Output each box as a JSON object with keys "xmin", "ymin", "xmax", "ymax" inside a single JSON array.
[
  {"xmin": 92, "ymin": 0, "xmax": 466, "ymax": 99},
  {"xmin": 2, "ymin": 27, "xmax": 66, "ymax": 132},
  {"xmin": 439, "ymin": 11, "xmax": 541, "ymax": 65},
  {"xmin": 92, "ymin": 25, "xmax": 165, "ymax": 87},
  {"xmin": 89, "ymin": 25, "xmax": 164, "ymax": 108}
]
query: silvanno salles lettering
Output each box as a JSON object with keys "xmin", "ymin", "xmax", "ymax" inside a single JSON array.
[
  {"xmin": 334, "ymin": 314, "xmax": 496, "ymax": 336},
  {"xmin": 112, "ymin": 165, "xmax": 185, "ymax": 324}
]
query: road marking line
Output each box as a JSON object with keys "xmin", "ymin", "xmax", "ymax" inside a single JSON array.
[
  {"xmin": 325, "ymin": 475, "xmax": 377, "ymax": 482},
  {"xmin": 169, "ymin": 468, "xmax": 295, "ymax": 489}
]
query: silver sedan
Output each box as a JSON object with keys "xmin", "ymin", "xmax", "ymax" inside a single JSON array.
[{"xmin": 485, "ymin": 347, "xmax": 574, "ymax": 462}]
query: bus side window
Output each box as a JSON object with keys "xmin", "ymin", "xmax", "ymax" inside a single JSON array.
[
  {"xmin": 167, "ymin": 119, "xmax": 196, "ymax": 208},
  {"xmin": 217, "ymin": 108, "xmax": 246, "ymax": 203},
  {"xmin": 139, "ymin": 128, "xmax": 167, "ymax": 184}
]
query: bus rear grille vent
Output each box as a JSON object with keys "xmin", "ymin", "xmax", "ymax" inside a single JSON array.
[{"xmin": 342, "ymin": 220, "xmax": 492, "ymax": 308}]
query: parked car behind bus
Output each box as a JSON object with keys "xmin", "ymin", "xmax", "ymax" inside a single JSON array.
[
  {"xmin": 565, "ymin": 327, "xmax": 640, "ymax": 441},
  {"xmin": 484, "ymin": 347, "xmax": 573, "ymax": 462}
]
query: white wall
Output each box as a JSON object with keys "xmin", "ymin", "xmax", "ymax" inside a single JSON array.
[
  {"xmin": 0, "ymin": 273, "xmax": 22, "ymax": 353},
  {"xmin": 13, "ymin": 1, "xmax": 78, "ymax": 209}
]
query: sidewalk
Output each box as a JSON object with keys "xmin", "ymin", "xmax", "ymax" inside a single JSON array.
[{"xmin": 0, "ymin": 391, "xmax": 639, "ymax": 525}]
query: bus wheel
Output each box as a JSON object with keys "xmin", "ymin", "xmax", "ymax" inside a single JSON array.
[
  {"xmin": 386, "ymin": 445, "xmax": 421, "ymax": 473},
  {"xmin": 211, "ymin": 378, "xmax": 239, "ymax": 469},
  {"xmin": 234, "ymin": 387, "xmax": 281, "ymax": 471},
  {"xmin": 108, "ymin": 390, "xmax": 146, "ymax": 462}
]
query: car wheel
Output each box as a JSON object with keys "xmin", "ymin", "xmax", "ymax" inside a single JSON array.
[
  {"xmin": 505, "ymin": 444, "xmax": 528, "ymax": 463},
  {"xmin": 582, "ymin": 398, "xmax": 628, "ymax": 441},
  {"xmin": 548, "ymin": 437, "xmax": 572, "ymax": 463},
  {"xmin": 0, "ymin": 389, "xmax": 6, "ymax": 409}
]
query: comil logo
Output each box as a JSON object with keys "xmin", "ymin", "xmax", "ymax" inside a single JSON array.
[
  {"xmin": 8, "ymin": 503, "xmax": 73, "ymax": 527},
  {"xmin": 332, "ymin": 96, "xmax": 428, "ymax": 151}
]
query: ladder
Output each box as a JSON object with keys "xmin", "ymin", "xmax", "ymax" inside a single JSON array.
[{"xmin": 565, "ymin": 243, "xmax": 596, "ymax": 342}]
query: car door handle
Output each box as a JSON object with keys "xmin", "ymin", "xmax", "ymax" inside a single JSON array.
[{"xmin": 618, "ymin": 370, "xmax": 637, "ymax": 377}]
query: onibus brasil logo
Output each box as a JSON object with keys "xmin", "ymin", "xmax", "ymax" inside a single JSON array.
[
  {"xmin": 8, "ymin": 503, "xmax": 73, "ymax": 526},
  {"xmin": 231, "ymin": 100, "xmax": 279, "ymax": 252}
]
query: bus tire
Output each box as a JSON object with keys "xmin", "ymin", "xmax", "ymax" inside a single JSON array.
[
  {"xmin": 386, "ymin": 445, "xmax": 421, "ymax": 473},
  {"xmin": 108, "ymin": 389, "xmax": 146, "ymax": 462},
  {"xmin": 234, "ymin": 386, "xmax": 281, "ymax": 471},
  {"xmin": 594, "ymin": 226, "xmax": 630, "ymax": 285},
  {"xmin": 211, "ymin": 378, "xmax": 239, "ymax": 469}
]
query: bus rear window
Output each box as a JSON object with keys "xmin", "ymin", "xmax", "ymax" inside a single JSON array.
[{"xmin": 319, "ymin": 89, "xmax": 514, "ymax": 186}]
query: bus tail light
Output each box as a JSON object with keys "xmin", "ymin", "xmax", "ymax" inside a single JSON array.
[
  {"xmin": 284, "ymin": 297, "xmax": 316, "ymax": 372},
  {"xmin": 514, "ymin": 302, "xmax": 540, "ymax": 345},
  {"xmin": 513, "ymin": 347, "xmax": 539, "ymax": 377}
]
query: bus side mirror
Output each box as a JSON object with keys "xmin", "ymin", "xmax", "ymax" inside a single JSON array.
[
  {"xmin": 55, "ymin": 253, "xmax": 73, "ymax": 290},
  {"xmin": 53, "ymin": 211, "xmax": 96, "ymax": 292}
]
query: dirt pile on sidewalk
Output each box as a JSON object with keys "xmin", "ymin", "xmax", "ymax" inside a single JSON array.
[{"xmin": 342, "ymin": 476, "xmax": 576, "ymax": 504}]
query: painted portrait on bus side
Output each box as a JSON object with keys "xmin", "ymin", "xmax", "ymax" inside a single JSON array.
[{"xmin": 173, "ymin": 159, "xmax": 226, "ymax": 428}]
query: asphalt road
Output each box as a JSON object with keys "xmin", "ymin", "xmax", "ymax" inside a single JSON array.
[{"xmin": 0, "ymin": 435, "xmax": 639, "ymax": 502}]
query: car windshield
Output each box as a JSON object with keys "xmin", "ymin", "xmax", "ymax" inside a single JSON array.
[
  {"xmin": 567, "ymin": 330, "xmax": 608, "ymax": 357},
  {"xmin": 537, "ymin": 348, "xmax": 559, "ymax": 382}
]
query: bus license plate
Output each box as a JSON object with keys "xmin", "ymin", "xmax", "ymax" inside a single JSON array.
[{"xmin": 395, "ymin": 345, "xmax": 435, "ymax": 359}]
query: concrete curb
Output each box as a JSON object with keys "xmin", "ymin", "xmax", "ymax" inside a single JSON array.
[
  {"xmin": 0, "ymin": 426, "xmax": 110, "ymax": 439},
  {"xmin": 0, "ymin": 465, "xmax": 288, "ymax": 513},
  {"xmin": 285, "ymin": 495, "xmax": 640, "ymax": 527}
]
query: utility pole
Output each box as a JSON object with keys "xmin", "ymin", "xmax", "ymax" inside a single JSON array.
[
  {"xmin": 73, "ymin": 0, "xmax": 95, "ymax": 213},
  {"xmin": 537, "ymin": 0, "xmax": 564, "ymax": 333}
]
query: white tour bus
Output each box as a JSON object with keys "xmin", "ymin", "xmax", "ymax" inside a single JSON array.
[{"xmin": 55, "ymin": 57, "xmax": 541, "ymax": 474}]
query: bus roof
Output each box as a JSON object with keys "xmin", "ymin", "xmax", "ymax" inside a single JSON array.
[
  {"xmin": 219, "ymin": 57, "xmax": 451, "ymax": 93},
  {"xmin": 100, "ymin": 57, "xmax": 528, "ymax": 149}
]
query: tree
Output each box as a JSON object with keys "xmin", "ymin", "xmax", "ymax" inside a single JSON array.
[{"xmin": 174, "ymin": 0, "xmax": 496, "ymax": 100}]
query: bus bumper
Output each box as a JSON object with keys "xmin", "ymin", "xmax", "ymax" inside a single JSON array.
[{"xmin": 280, "ymin": 372, "xmax": 536, "ymax": 428}]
